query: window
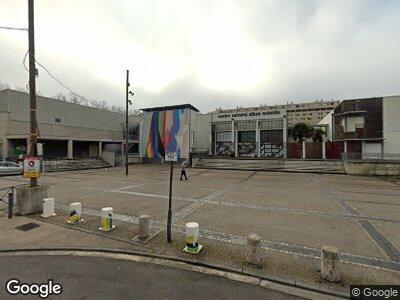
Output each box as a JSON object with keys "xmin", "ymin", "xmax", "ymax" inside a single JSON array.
[
  {"xmin": 345, "ymin": 116, "xmax": 365, "ymax": 132},
  {"xmin": 216, "ymin": 132, "xmax": 231, "ymax": 142},
  {"xmin": 54, "ymin": 117, "xmax": 62, "ymax": 123},
  {"xmin": 215, "ymin": 122, "xmax": 232, "ymax": 131},
  {"xmin": 235, "ymin": 121, "xmax": 256, "ymax": 130}
]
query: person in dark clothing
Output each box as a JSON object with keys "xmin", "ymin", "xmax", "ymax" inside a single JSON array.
[{"xmin": 180, "ymin": 160, "xmax": 188, "ymax": 180}]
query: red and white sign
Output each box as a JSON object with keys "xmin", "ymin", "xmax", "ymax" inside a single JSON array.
[{"xmin": 23, "ymin": 157, "xmax": 41, "ymax": 178}]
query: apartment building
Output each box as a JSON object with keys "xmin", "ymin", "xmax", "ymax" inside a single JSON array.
[{"xmin": 286, "ymin": 100, "xmax": 340, "ymax": 127}]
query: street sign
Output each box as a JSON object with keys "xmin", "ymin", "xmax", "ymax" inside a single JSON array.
[
  {"xmin": 165, "ymin": 152, "xmax": 177, "ymax": 162},
  {"xmin": 23, "ymin": 156, "xmax": 41, "ymax": 178}
]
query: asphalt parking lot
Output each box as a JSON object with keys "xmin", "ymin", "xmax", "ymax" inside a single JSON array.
[{"xmin": 1, "ymin": 165, "xmax": 399, "ymax": 278}]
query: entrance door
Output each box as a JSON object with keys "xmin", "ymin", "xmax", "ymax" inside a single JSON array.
[
  {"xmin": 260, "ymin": 130, "xmax": 284, "ymax": 158},
  {"xmin": 238, "ymin": 131, "xmax": 256, "ymax": 157}
]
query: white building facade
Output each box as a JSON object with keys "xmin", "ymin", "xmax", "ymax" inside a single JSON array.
[
  {"xmin": 206, "ymin": 107, "xmax": 287, "ymax": 158},
  {"xmin": 0, "ymin": 89, "xmax": 139, "ymax": 160}
]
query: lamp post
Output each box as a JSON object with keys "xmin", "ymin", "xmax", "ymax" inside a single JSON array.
[{"xmin": 125, "ymin": 70, "xmax": 134, "ymax": 176}]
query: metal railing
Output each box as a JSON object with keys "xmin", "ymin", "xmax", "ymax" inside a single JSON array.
[{"xmin": 0, "ymin": 186, "xmax": 15, "ymax": 219}]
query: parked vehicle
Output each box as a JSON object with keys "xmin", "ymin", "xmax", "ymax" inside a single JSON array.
[{"xmin": 0, "ymin": 161, "xmax": 23, "ymax": 175}]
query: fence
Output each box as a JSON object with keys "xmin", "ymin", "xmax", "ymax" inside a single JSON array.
[
  {"xmin": 195, "ymin": 141, "xmax": 346, "ymax": 160},
  {"xmin": 0, "ymin": 186, "xmax": 15, "ymax": 219}
]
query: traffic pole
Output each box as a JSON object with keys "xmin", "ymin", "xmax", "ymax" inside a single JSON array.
[{"xmin": 167, "ymin": 160, "xmax": 173, "ymax": 242}]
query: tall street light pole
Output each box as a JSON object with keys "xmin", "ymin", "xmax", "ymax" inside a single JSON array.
[
  {"xmin": 28, "ymin": 0, "xmax": 38, "ymax": 187},
  {"xmin": 125, "ymin": 70, "xmax": 134, "ymax": 176},
  {"xmin": 125, "ymin": 70, "xmax": 129, "ymax": 176}
]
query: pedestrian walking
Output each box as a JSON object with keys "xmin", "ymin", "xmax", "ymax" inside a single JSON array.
[{"xmin": 180, "ymin": 160, "xmax": 188, "ymax": 180}]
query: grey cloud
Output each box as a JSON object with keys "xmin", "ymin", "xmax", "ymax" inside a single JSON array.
[{"xmin": 1, "ymin": 0, "xmax": 399, "ymax": 113}]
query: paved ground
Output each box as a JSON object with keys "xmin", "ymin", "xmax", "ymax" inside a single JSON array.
[
  {"xmin": 1, "ymin": 165, "xmax": 399, "ymax": 292},
  {"xmin": 0, "ymin": 255, "xmax": 301, "ymax": 299}
]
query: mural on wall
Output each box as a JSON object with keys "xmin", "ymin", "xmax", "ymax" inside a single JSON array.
[{"xmin": 140, "ymin": 109, "xmax": 190, "ymax": 159}]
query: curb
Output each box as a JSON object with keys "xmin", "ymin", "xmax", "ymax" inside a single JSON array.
[
  {"xmin": 193, "ymin": 166, "xmax": 346, "ymax": 175},
  {"xmin": 0, "ymin": 247, "xmax": 348, "ymax": 299}
]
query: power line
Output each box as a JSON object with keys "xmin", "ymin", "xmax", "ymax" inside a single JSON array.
[
  {"xmin": 0, "ymin": 25, "xmax": 28, "ymax": 31},
  {"xmin": 22, "ymin": 50, "xmax": 29, "ymax": 72},
  {"xmin": 34, "ymin": 59, "xmax": 98, "ymax": 107},
  {"xmin": 34, "ymin": 60, "xmax": 141, "ymax": 113}
]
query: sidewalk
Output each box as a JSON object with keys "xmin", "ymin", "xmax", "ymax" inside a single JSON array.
[{"xmin": 2, "ymin": 210, "xmax": 398, "ymax": 299}]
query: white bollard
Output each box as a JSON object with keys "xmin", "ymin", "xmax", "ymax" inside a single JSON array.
[
  {"xmin": 321, "ymin": 246, "xmax": 340, "ymax": 282},
  {"xmin": 68, "ymin": 202, "xmax": 82, "ymax": 224},
  {"xmin": 100, "ymin": 207, "xmax": 115, "ymax": 231},
  {"xmin": 41, "ymin": 198, "xmax": 56, "ymax": 218},
  {"xmin": 246, "ymin": 233, "xmax": 262, "ymax": 265},
  {"xmin": 139, "ymin": 215, "xmax": 150, "ymax": 240},
  {"xmin": 183, "ymin": 222, "xmax": 203, "ymax": 254}
]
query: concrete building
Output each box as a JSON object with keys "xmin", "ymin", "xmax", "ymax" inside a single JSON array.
[
  {"xmin": 331, "ymin": 95, "xmax": 400, "ymax": 158},
  {"xmin": 0, "ymin": 89, "xmax": 139, "ymax": 160},
  {"xmin": 139, "ymin": 104, "xmax": 199, "ymax": 161},
  {"xmin": 286, "ymin": 100, "xmax": 340, "ymax": 127},
  {"xmin": 206, "ymin": 106, "xmax": 287, "ymax": 158}
]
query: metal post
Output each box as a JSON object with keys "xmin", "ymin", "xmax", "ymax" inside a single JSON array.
[
  {"xmin": 125, "ymin": 70, "xmax": 129, "ymax": 176},
  {"xmin": 8, "ymin": 189, "xmax": 14, "ymax": 219},
  {"xmin": 167, "ymin": 161, "xmax": 173, "ymax": 242},
  {"xmin": 28, "ymin": 0, "xmax": 38, "ymax": 187}
]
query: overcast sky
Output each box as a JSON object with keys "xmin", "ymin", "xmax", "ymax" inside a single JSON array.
[{"xmin": 1, "ymin": 0, "xmax": 399, "ymax": 112}]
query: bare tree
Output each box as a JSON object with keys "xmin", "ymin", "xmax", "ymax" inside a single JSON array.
[
  {"xmin": 130, "ymin": 108, "xmax": 141, "ymax": 117},
  {"xmin": 67, "ymin": 93, "xmax": 83, "ymax": 105},
  {"xmin": 55, "ymin": 92, "xmax": 68, "ymax": 101},
  {"xmin": 92, "ymin": 100, "xmax": 109, "ymax": 110},
  {"xmin": 0, "ymin": 81, "xmax": 10, "ymax": 91},
  {"xmin": 109, "ymin": 105, "xmax": 125, "ymax": 114},
  {"xmin": 15, "ymin": 86, "xmax": 28, "ymax": 93}
]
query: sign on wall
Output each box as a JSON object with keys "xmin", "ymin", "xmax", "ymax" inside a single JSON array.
[
  {"xmin": 213, "ymin": 109, "xmax": 284, "ymax": 121},
  {"xmin": 23, "ymin": 157, "xmax": 41, "ymax": 178}
]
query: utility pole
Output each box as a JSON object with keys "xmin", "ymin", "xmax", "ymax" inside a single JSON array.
[{"xmin": 28, "ymin": 0, "xmax": 38, "ymax": 187}]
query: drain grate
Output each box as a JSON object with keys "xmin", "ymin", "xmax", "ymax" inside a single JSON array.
[{"xmin": 15, "ymin": 222, "xmax": 41, "ymax": 232}]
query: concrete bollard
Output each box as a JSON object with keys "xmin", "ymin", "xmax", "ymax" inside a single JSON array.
[
  {"xmin": 68, "ymin": 202, "xmax": 82, "ymax": 224},
  {"xmin": 139, "ymin": 215, "xmax": 150, "ymax": 240},
  {"xmin": 41, "ymin": 198, "xmax": 56, "ymax": 218},
  {"xmin": 183, "ymin": 222, "xmax": 203, "ymax": 254},
  {"xmin": 321, "ymin": 246, "xmax": 340, "ymax": 282},
  {"xmin": 246, "ymin": 233, "xmax": 262, "ymax": 265},
  {"xmin": 100, "ymin": 207, "xmax": 115, "ymax": 231}
]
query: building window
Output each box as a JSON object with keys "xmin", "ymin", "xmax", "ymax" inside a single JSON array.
[
  {"xmin": 216, "ymin": 132, "xmax": 231, "ymax": 142},
  {"xmin": 215, "ymin": 122, "xmax": 232, "ymax": 131},
  {"xmin": 344, "ymin": 116, "xmax": 365, "ymax": 132},
  {"xmin": 235, "ymin": 121, "xmax": 256, "ymax": 130},
  {"xmin": 54, "ymin": 117, "xmax": 62, "ymax": 123}
]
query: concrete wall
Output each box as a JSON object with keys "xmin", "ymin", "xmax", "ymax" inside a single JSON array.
[
  {"xmin": 363, "ymin": 142, "xmax": 381, "ymax": 153},
  {"xmin": 101, "ymin": 150, "xmax": 115, "ymax": 167},
  {"xmin": 0, "ymin": 89, "xmax": 141, "ymax": 142},
  {"xmin": 383, "ymin": 96, "xmax": 400, "ymax": 154},
  {"xmin": 344, "ymin": 161, "xmax": 400, "ymax": 176},
  {"xmin": 193, "ymin": 114, "xmax": 211, "ymax": 152},
  {"xmin": 318, "ymin": 111, "xmax": 333, "ymax": 141},
  {"xmin": 0, "ymin": 112, "xmax": 9, "ymax": 136},
  {"xmin": 0, "ymin": 90, "xmax": 123, "ymax": 132}
]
